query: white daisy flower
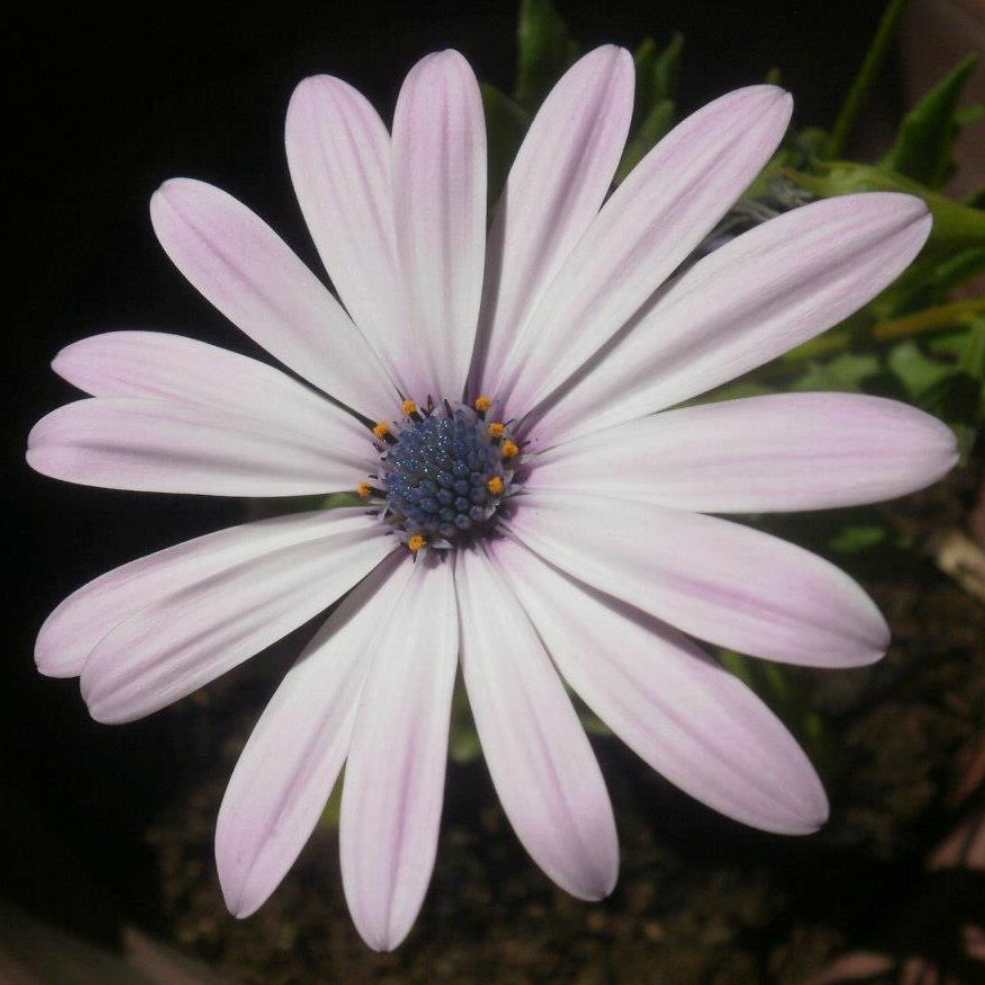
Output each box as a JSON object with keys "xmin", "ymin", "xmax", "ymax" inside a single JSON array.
[{"xmin": 28, "ymin": 47, "xmax": 956, "ymax": 950}]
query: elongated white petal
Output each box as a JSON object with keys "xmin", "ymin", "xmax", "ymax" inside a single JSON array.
[
  {"xmin": 530, "ymin": 193, "xmax": 932, "ymax": 445},
  {"xmin": 494, "ymin": 536, "xmax": 828, "ymax": 834},
  {"xmin": 150, "ymin": 178, "xmax": 395, "ymax": 419},
  {"xmin": 392, "ymin": 51, "xmax": 486, "ymax": 400},
  {"xmin": 340, "ymin": 558, "xmax": 458, "ymax": 951},
  {"xmin": 505, "ymin": 491, "xmax": 888, "ymax": 667},
  {"xmin": 471, "ymin": 46, "xmax": 634, "ymax": 394},
  {"xmin": 286, "ymin": 76, "xmax": 421, "ymax": 397},
  {"xmin": 52, "ymin": 331, "xmax": 368, "ymax": 445},
  {"xmin": 498, "ymin": 85, "xmax": 792, "ymax": 415},
  {"xmin": 217, "ymin": 551, "xmax": 413, "ymax": 918},
  {"xmin": 530, "ymin": 393, "xmax": 958, "ymax": 512},
  {"xmin": 455, "ymin": 545, "xmax": 619, "ymax": 899},
  {"xmin": 36, "ymin": 509, "xmax": 375, "ymax": 679},
  {"xmin": 27, "ymin": 397, "xmax": 372, "ymax": 496},
  {"xmin": 80, "ymin": 513, "xmax": 395, "ymax": 722}
]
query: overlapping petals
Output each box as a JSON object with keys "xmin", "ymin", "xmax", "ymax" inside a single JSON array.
[
  {"xmin": 470, "ymin": 45, "xmax": 634, "ymax": 395},
  {"xmin": 455, "ymin": 545, "xmax": 619, "ymax": 899},
  {"xmin": 490, "ymin": 84, "xmax": 793, "ymax": 413},
  {"xmin": 526, "ymin": 192, "xmax": 932, "ymax": 445},
  {"xmin": 79, "ymin": 511, "xmax": 394, "ymax": 722},
  {"xmin": 340, "ymin": 557, "xmax": 458, "ymax": 950},
  {"xmin": 505, "ymin": 491, "xmax": 889, "ymax": 667},
  {"xmin": 495, "ymin": 536, "xmax": 828, "ymax": 834},
  {"xmin": 150, "ymin": 178, "xmax": 395, "ymax": 419},
  {"xmin": 286, "ymin": 75, "xmax": 416, "ymax": 397},
  {"xmin": 217, "ymin": 551, "xmax": 412, "ymax": 919}
]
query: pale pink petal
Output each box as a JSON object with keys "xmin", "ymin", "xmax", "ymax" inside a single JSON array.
[
  {"xmin": 391, "ymin": 51, "xmax": 486, "ymax": 401},
  {"xmin": 27, "ymin": 397, "xmax": 373, "ymax": 496},
  {"xmin": 505, "ymin": 491, "xmax": 888, "ymax": 667},
  {"xmin": 529, "ymin": 393, "xmax": 958, "ymax": 512},
  {"xmin": 455, "ymin": 544, "xmax": 619, "ymax": 899},
  {"xmin": 530, "ymin": 193, "xmax": 932, "ymax": 445},
  {"xmin": 470, "ymin": 46, "xmax": 634, "ymax": 394},
  {"xmin": 36, "ymin": 509, "xmax": 372, "ymax": 679},
  {"xmin": 80, "ymin": 513, "xmax": 395, "ymax": 722},
  {"xmin": 495, "ymin": 86, "xmax": 792, "ymax": 415},
  {"xmin": 340, "ymin": 558, "xmax": 458, "ymax": 951},
  {"xmin": 286, "ymin": 76, "xmax": 422, "ymax": 397},
  {"xmin": 494, "ymin": 536, "xmax": 828, "ymax": 834},
  {"xmin": 216, "ymin": 551, "xmax": 413, "ymax": 918},
  {"xmin": 150, "ymin": 178, "xmax": 395, "ymax": 419},
  {"xmin": 52, "ymin": 331, "xmax": 368, "ymax": 445}
]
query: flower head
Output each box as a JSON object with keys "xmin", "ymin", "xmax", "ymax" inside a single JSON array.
[{"xmin": 28, "ymin": 46, "xmax": 956, "ymax": 950}]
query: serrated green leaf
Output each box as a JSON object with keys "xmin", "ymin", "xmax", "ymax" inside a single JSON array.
[
  {"xmin": 514, "ymin": 0, "xmax": 578, "ymax": 112},
  {"xmin": 481, "ymin": 83, "xmax": 531, "ymax": 207},
  {"xmin": 881, "ymin": 54, "xmax": 980, "ymax": 188},
  {"xmin": 828, "ymin": 0, "xmax": 910, "ymax": 158},
  {"xmin": 790, "ymin": 353, "xmax": 880, "ymax": 392},
  {"xmin": 786, "ymin": 162, "xmax": 985, "ymax": 253},
  {"xmin": 829, "ymin": 524, "xmax": 887, "ymax": 554}
]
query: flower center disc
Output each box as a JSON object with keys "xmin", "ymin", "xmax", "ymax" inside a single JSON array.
[{"xmin": 377, "ymin": 402, "xmax": 517, "ymax": 550}]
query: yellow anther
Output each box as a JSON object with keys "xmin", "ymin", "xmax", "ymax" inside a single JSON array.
[
  {"xmin": 487, "ymin": 476, "xmax": 505, "ymax": 496},
  {"xmin": 401, "ymin": 399, "xmax": 418, "ymax": 417},
  {"xmin": 372, "ymin": 421, "xmax": 392, "ymax": 441},
  {"xmin": 407, "ymin": 533, "xmax": 427, "ymax": 553},
  {"xmin": 356, "ymin": 482, "xmax": 373, "ymax": 499},
  {"xmin": 501, "ymin": 440, "xmax": 520, "ymax": 459},
  {"xmin": 473, "ymin": 395, "xmax": 493, "ymax": 413},
  {"xmin": 487, "ymin": 422, "xmax": 506, "ymax": 438}
]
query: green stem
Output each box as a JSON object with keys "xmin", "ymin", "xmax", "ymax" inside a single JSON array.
[
  {"xmin": 872, "ymin": 298, "xmax": 985, "ymax": 340},
  {"xmin": 828, "ymin": 0, "xmax": 910, "ymax": 158}
]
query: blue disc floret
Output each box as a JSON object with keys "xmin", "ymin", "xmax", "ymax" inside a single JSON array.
[{"xmin": 364, "ymin": 398, "xmax": 520, "ymax": 551}]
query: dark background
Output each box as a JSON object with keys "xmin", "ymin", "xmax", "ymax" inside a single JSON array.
[{"xmin": 4, "ymin": 0, "xmax": 896, "ymax": 950}]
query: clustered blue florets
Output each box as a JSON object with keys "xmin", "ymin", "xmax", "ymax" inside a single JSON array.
[{"xmin": 380, "ymin": 407, "xmax": 508, "ymax": 542}]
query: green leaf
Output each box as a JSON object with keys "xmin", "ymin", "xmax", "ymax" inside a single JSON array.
[
  {"xmin": 828, "ymin": 0, "xmax": 910, "ymax": 158},
  {"xmin": 481, "ymin": 83, "xmax": 531, "ymax": 206},
  {"xmin": 319, "ymin": 491, "xmax": 364, "ymax": 509},
  {"xmin": 881, "ymin": 54, "xmax": 980, "ymax": 188},
  {"xmin": 829, "ymin": 524, "xmax": 887, "ymax": 554},
  {"xmin": 888, "ymin": 340, "xmax": 957, "ymax": 398},
  {"xmin": 785, "ymin": 162, "xmax": 985, "ymax": 253},
  {"xmin": 868, "ymin": 247, "xmax": 985, "ymax": 319},
  {"xmin": 514, "ymin": 0, "xmax": 578, "ymax": 112},
  {"xmin": 790, "ymin": 353, "xmax": 881, "ymax": 392},
  {"xmin": 958, "ymin": 317, "xmax": 985, "ymax": 379}
]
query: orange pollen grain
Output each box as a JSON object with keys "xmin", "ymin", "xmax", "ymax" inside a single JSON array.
[
  {"xmin": 501, "ymin": 440, "xmax": 520, "ymax": 459},
  {"xmin": 487, "ymin": 422, "xmax": 506, "ymax": 438},
  {"xmin": 401, "ymin": 399, "xmax": 418, "ymax": 416},
  {"xmin": 372, "ymin": 422, "xmax": 392, "ymax": 440},
  {"xmin": 487, "ymin": 476, "xmax": 505, "ymax": 496},
  {"xmin": 407, "ymin": 534, "xmax": 427, "ymax": 553},
  {"xmin": 473, "ymin": 395, "xmax": 493, "ymax": 413},
  {"xmin": 356, "ymin": 482, "xmax": 372, "ymax": 499}
]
